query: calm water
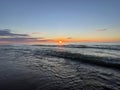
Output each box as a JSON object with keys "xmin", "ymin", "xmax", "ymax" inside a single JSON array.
[{"xmin": 0, "ymin": 42, "xmax": 120, "ymax": 90}]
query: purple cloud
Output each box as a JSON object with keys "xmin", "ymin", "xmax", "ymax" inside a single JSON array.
[
  {"xmin": 0, "ymin": 29, "xmax": 55, "ymax": 44},
  {"xmin": 0, "ymin": 29, "xmax": 28, "ymax": 36},
  {"xmin": 0, "ymin": 37, "xmax": 52, "ymax": 43}
]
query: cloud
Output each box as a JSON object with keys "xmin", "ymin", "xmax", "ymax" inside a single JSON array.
[
  {"xmin": 0, "ymin": 29, "xmax": 53, "ymax": 44},
  {"xmin": 96, "ymin": 29, "xmax": 107, "ymax": 32},
  {"xmin": 0, "ymin": 29, "xmax": 28, "ymax": 36},
  {"xmin": 0, "ymin": 37, "xmax": 36, "ymax": 42},
  {"xmin": 0, "ymin": 37, "xmax": 53, "ymax": 44},
  {"xmin": 31, "ymin": 32, "xmax": 41, "ymax": 34},
  {"xmin": 67, "ymin": 37, "xmax": 72, "ymax": 39}
]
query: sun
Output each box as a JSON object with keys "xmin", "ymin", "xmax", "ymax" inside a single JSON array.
[{"xmin": 58, "ymin": 40, "xmax": 63, "ymax": 44}]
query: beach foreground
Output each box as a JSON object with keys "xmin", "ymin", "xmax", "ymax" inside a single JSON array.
[{"xmin": 0, "ymin": 44, "xmax": 120, "ymax": 90}]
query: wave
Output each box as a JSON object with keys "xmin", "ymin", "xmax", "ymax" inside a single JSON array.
[
  {"xmin": 33, "ymin": 44, "xmax": 120, "ymax": 50},
  {"xmin": 34, "ymin": 50, "xmax": 120, "ymax": 69},
  {"xmin": 67, "ymin": 45, "xmax": 120, "ymax": 50}
]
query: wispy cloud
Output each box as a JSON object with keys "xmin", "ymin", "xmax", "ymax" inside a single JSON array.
[
  {"xmin": 67, "ymin": 37, "xmax": 72, "ymax": 39},
  {"xmin": 96, "ymin": 29, "xmax": 107, "ymax": 32},
  {"xmin": 31, "ymin": 32, "xmax": 42, "ymax": 34}
]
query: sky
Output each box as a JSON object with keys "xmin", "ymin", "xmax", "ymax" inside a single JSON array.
[{"xmin": 0, "ymin": 0, "xmax": 120, "ymax": 44}]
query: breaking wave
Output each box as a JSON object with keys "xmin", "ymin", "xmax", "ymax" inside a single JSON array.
[
  {"xmin": 34, "ymin": 44, "xmax": 120, "ymax": 50},
  {"xmin": 34, "ymin": 50, "xmax": 120, "ymax": 69}
]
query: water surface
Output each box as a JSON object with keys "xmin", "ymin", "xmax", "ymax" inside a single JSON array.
[{"xmin": 0, "ymin": 43, "xmax": 120, "ymax": 90}]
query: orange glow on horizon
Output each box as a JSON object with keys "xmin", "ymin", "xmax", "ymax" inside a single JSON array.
[
  {"xmin": 0, "ymin": 36, "xmax": 120, "ymax": 45},
  {"xmin": 53, "ymin": 37, "xmax": 120, "ymax": 43},
  {"xmin": 59, "ymin": 40, "xmax": 63, "ymax": 44}
]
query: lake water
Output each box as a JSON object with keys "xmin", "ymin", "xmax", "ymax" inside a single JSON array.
[{"xmin": 0, "ymin": 42, "xmax": 120, "ymax": 90}]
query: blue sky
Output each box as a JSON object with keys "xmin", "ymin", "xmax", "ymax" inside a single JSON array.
[{"xmin": 0, "ymin": 0, "xmax": 120, "ymax": 44}]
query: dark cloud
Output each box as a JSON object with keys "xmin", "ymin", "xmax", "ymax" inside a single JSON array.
[
  {"xmin": 0, "ymin": 37, "xmax": 35, "ymax": 42},
  {"xmin": 0, "ymin": 37, "xmax": 52, "ymax": 43},
  {"xmin": 0, "ymin": 29, "xmax": 28, "ymax": 36},
  {"xmin": 0, "ymin": 29, "xmax": 54, "ymax": 44}
]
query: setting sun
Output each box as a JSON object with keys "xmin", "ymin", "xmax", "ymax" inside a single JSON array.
[{"xmin": 59, "ymin": 40, "xmax": 63, "ymax": 44}]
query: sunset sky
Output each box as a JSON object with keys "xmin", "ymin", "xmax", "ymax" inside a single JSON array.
[{"xmin": 0, "ymin": 0, "xmax": 120, "ymax": 44}]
